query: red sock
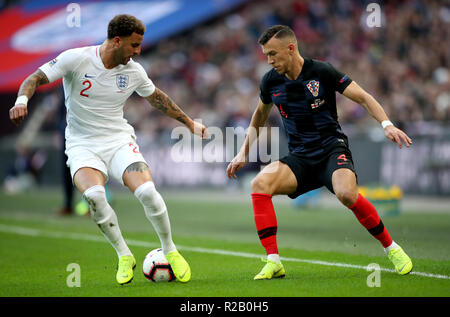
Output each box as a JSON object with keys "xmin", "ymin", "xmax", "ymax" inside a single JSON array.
[
  {"xmin": 251, "ymin": 193, "xmax": 278, "ymax": 255},
  {"xmin": 349, "ymin": 193, "xmax": 393, "ymax": 248}
]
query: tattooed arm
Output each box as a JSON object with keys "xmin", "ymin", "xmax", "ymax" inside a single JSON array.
[
  {"xmin": 146, "ymin": 88, "xmax": 191, "ymax": 126},
  {"xmin": 18, "ymin": 69, "xmax": 49, "ymax": 98},
  {"xmin": 145, "ymin": 88, "xmax": 209, "ymax": 138},
  {"xmin": 9, "ymin": 69, "xmax": 49, "ymax": 126}
]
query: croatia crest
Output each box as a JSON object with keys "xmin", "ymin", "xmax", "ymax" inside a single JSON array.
[
  {"xmin": 306, "ymin": 80, "xmax": 320, "ymax": 97},
  {"xmin": 116, "ymin": 74, "xmax": 129, "ymax": 90}
]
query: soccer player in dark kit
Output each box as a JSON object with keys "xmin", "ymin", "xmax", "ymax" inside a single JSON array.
[{"xmin": 227, "ymin": 25, "xmax": 413, "ymax": 279}]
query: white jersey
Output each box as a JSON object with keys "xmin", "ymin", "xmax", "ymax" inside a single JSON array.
[{"xmin": 39, "ymin": 45, "xmax": 155, "ymax": 148}]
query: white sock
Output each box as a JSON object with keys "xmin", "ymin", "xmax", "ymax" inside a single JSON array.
[
  {"xmin": 268, "ymin": 253, "xmax": 281, "ymax": 263},
  {"xmin": 83, "ymin": 185, "xmax": 132, "ymax": 258},
  {"xmin": 384, "ymin": 240, "xmax": 399, "ymax": 253},
  {"xmin": 134, "ymin": 181, "xmax": 177, "ymax": 255}
]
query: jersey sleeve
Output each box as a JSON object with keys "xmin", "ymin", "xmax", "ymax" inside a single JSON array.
[
  {"xmin": 324, "ymin": 62, "xmax": 352, "ymax": 94},
  {"xmin": 259, "ymin": 71, "xmax": 272, "ymax": 105},
  {"xmin": 38, "ymin": 49, "xmax": 80, "ymax": 83},
  {"xmin": 134, "ymin": 63, "xmax": 156, "ymax": 97}
]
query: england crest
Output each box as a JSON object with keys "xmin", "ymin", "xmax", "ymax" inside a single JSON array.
[
  {"xmin": 116, "ymin": 74, "xmax": 129, "ymax": 90},
  {"xmin": 306, "ymin": 80, "xmax": 320, "ymax": 97}
]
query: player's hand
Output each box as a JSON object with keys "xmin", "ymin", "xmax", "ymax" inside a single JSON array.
[
  {"xmin": 9, "ymin": 103, "xmax": 28, "ymax": 126},
  {"xmin": 226, "ymin": 152, "xmax": 247, "ymax": 179},
  {"xmin": 384, "ymin": 125, "xmax": 412, "ymax": 149},
  {"xmin": 190, "ymin": 121, "xmax": 209, "ymax": 139}
]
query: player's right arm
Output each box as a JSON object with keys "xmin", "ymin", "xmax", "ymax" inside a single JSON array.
[
  {"xmin": 226, "ymin": 99, "xmax": 273, "ymax": 179},
  {"xmin": 9, "ymin": 69, "xmax": 49, "ymax": 126},
  {"xmin": 10, "ymin": 49, "xmax": 77, "ymax": 126}
]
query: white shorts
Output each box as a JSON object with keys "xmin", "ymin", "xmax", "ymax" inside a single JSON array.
[{"xmin": 66, "ymin": 139, "xmax": 147, "ymax": 185}]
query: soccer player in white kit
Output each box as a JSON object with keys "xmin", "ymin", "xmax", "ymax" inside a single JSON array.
[{"xmin": 9, "ymin": 14, "xmax": 208, "ymax": 285}]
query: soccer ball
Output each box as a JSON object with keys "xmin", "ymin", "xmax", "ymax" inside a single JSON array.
[{"xmin": 142, "ymin": 248, "xmax": 175, "ymax": 282}]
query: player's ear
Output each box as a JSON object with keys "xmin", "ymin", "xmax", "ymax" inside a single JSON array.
[
  {"xmin": 112, "ymin": 36, "xmax": 122, "ymax": 48},
  {"xmin": 287, "ymin": 43, "xmax": 296, "ymax": 53}
]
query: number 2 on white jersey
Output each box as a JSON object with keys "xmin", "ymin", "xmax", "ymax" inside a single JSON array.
[
  {"xmin": 129, "ymin": 143, "xmax": 140, "ymax": 153},
  {"xmin": 80, "ymin": 80, "xmax": 92, "ymax": 97}
]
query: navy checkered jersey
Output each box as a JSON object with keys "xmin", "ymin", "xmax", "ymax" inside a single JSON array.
[{"xmin": 260, "ymin": 58, "xmax": 353, "ymax": 157}]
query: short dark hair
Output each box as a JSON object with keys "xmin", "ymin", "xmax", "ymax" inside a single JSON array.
[
  {"xmin": 258, "ymin": 25, "xmax": 296, "ymax": 45},
  {"xmin": 107, "ymin": 14, "xmax": 145, "ymax": 39}
]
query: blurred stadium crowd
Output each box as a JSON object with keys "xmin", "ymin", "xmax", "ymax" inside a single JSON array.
[
  {"xmin": 21, "ymin": 0, "xmax": 449, "ymax": 144},
  {"xmin": 2, "ymin": 0, "xmax": 450, "ymax": 194},
  {"xmin": 120, "ymin": 0, "xmax": 450, "ymax": 145}
]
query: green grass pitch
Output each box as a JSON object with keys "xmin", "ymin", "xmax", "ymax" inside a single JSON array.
[{"xmin": 0, "ymin": 188, "xmax": 448, "ymax": 298}]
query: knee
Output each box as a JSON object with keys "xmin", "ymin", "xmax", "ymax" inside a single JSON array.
[
  {"xmin": 83, "ymin": 185, "xmax": 107, "ymax": 212},
  {"xmin": 251, "ymin": 175, "xmax": 273, "ymax": 195},
  {"xmin": 83, "ymin": 185, "xmax": 111, "ymax": 223},
  {"xmin": 334, "ymin": 187, "xmax": 358, "ymax": 207}
]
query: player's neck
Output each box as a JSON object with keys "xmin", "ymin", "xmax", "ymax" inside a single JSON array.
[
  {"xmin": 99, "ymin": 41, "xmax": 119, "ymax": 69},
  {"xmin": 286, "ymin": 55, "xmax": 304, "ymax": 81}
]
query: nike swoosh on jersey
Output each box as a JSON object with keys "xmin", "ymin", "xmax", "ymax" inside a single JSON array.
[
  {"xmin": 84, "ymin": 74, "xmax": 96, "ymax": 78},
  {"xmin": 272, "ymin": 92, "xmax": 282, "ymax": 97}
]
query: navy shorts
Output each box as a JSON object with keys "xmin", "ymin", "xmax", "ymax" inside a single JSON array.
[{"xmin": 279, "ymin": 144, "xmax": 357, "ymax": 199}]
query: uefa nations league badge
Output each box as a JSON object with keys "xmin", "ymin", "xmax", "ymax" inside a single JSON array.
[{"xmin": 116, "ymin": 74, "xmax": 129, "ymax": 91}]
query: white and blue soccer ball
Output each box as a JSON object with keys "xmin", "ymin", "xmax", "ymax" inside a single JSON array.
[{"xmin": 142, "ymin": 248, "xmax": 175, "ymax": 282}]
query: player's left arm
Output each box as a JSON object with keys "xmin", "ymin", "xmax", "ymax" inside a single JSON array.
[
  {"xmin": 342, "ymin": 81, "xmax": 412, "ymax": 149},
  {"xmin": 145, "ymin": 88, "xmax": 208, "ymax": 139}
]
